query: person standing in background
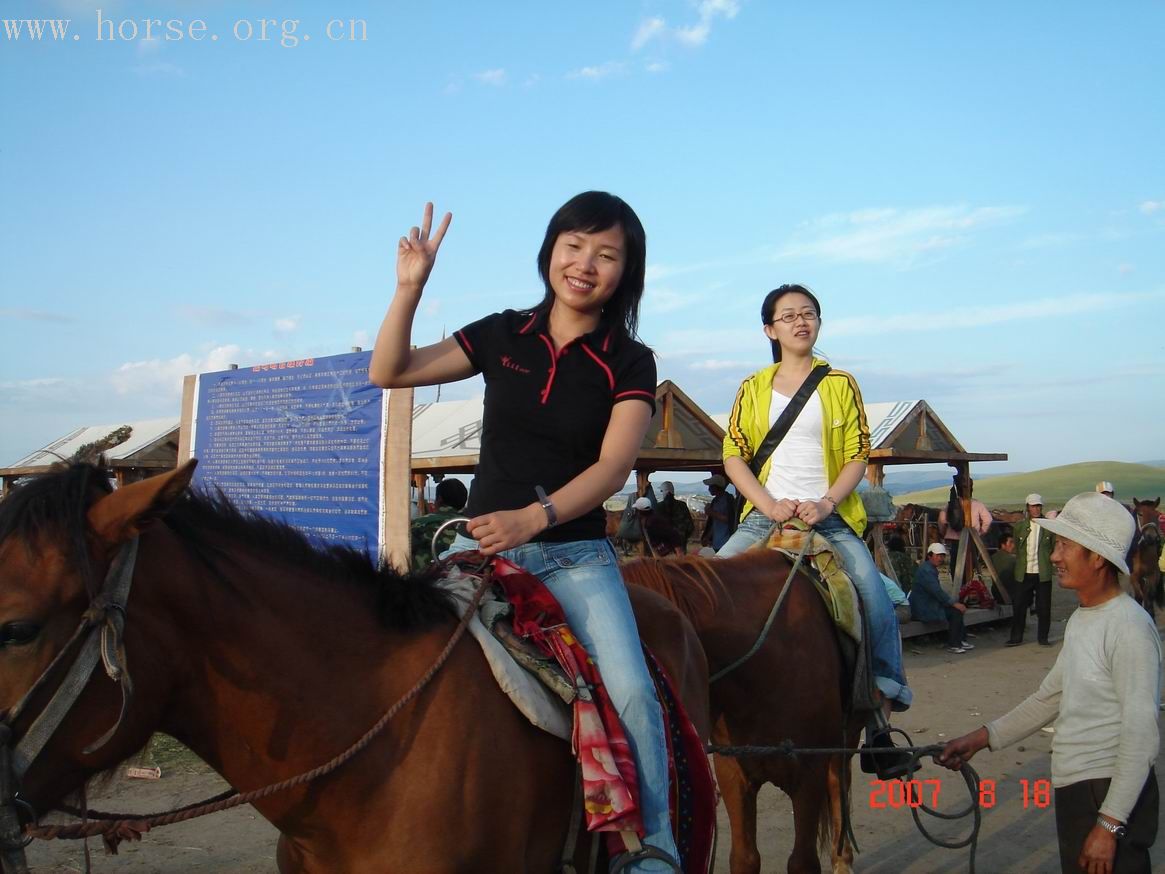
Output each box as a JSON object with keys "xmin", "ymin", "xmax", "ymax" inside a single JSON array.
[{"xmin": 1007, "ymin": 493, "xmax": 1056, "ymax": 647}]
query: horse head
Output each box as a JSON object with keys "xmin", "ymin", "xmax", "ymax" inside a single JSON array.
[{"xmin": 0, "ymin": 461, "xmax": 196, "ymax": 816}]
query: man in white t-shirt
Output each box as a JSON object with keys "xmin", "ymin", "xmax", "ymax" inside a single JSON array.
[{"xmin": 938, "ymin": 493, "xmax": 1160, "ymax": 873}]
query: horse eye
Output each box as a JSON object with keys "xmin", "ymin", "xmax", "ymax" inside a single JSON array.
[{"xmin": 0, "ymin": 622, "xmax": 40, "ymax": 647}]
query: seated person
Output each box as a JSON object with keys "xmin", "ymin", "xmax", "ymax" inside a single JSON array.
[
  {"xmin": 881, "ymin": 572, "xmax": 912, "ymax": 624},
  {"xmin": 409, "ymin": 478, "xmax": 469, "ymax": 570},
  {"xmin": 909, "ymin": 543, "xmax": 973, "ymax": 654}
]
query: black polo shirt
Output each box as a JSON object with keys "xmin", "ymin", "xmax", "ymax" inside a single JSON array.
[{"xmin": 454, "ymin": 309, "xmax": 657, "ymax": 543}]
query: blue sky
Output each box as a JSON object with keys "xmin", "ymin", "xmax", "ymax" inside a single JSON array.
[{"xmin": 2, "ymin": 0, "xmax": 1163, "ymax": 474}]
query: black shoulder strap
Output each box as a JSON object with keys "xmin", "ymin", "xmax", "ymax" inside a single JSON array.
[{"xmin": 748, "ymin": 364, "xmax": 832, "ymax": 477}]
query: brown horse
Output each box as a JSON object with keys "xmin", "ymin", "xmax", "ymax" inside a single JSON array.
[
  {"xmin": 891, "ymin": 504, "xmax": 940, "ymax": 552},
  {"xmin": 1129, "ymin": 497, "xmax": 1163, "ymax": 616},
  {"xmin": 622, "ymin": 553, "xmax": 862, "ymax": 874},
  {"xmin": 0, "ymin": 462, "xmax": 709, "ymax": 873}
]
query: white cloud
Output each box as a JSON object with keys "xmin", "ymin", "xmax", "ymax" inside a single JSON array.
[
  {"xmin": 643, "ymin": 287, "xmax": 702, "ymax": 315},
  {"xmin": 689, "ymin": 359, "xmax": 756, "ymax": 371},
  {"xmin": 523, "ymin": 73, "xmax": 542, "ymax": 88},
  {"xmin": 675, "ymin": 0, "xmax": 740, "ymax": 46},
  {"xmin": 110, "ymin": 344, "xmax": 247, "ymax": 398},
  {"xmin": 473, "ymin": 68, "xmax": 507, "ymax": 87},
  {"xmin": 0, "ymin": 308, "xmax": 77, "ymax": 323},
  {"xmin": 1139, "ymin": 200, "xmax": 1162, "ymax": 215},
  {"xmin": 645, "ymin": 61, "xmax": 670, "ymax": 74},
  {"xmin": 274, "ymin": 315, "xmax": 301, "ymax": 334},
  {"xmin": 567, "ymin": 61, "xmax": 624, "ymax": 81},
  {"xmin": 1118, "ymin": 263, "xmax": 1135, "ymax": 275},
  {"xmin": 352, "ymin": 329, "xmax": 371, "ymax": 349},
  {"xmin": 777, "ymin": 204, "xmax": 1026, "ymax": 265},
  {"xmin": 824, "ymin": 290, "xmax": 1163, "ymax": 338},
  {"xmin": 631, "ymin": 17, "xmax": 667, "ymax": 50}
]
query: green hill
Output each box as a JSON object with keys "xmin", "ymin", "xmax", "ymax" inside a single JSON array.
[{"xmin": 895, "ymin": 461, "xmax": 1165, "ymax": 510}]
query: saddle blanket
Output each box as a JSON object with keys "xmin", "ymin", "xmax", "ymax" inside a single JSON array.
[
  {"xmin": 764, "ymin": 523, "xmax": 863, "ymax": 643},
  {"xmin": 436, "ymin": 554, "xmax": 715, "ymax": 872}
]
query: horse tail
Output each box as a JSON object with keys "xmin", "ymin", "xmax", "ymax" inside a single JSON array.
[{"xmin": 621, "ymin": 555, "xmax": 726, "ymax": 623}]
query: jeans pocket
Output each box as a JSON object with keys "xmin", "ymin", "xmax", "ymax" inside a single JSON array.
[{"xmin": 545, "ymin": 541, "xmax": 613, "ymax": 570}]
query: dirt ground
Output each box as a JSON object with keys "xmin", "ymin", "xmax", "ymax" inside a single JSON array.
[{"xmin": 27, "ymin": 583, "xmax": 1165, "ymax": 874}]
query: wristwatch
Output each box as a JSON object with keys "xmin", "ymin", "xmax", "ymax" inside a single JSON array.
[
  {"xmin": 535, "ymin": 485, "xmax": 558, "ymax": 528},
  {"xmin": 1096, "ymin": 817, "xmax": 1127, "ymax": 839}
]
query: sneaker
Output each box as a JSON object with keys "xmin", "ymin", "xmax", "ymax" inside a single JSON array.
[
  {"xmin": 946, "ymin": 646, "xmax": 966, "ymax": 654},
  {"xmin": 960, "ymin": 641, "xmax": 975, "ymax": 650}
]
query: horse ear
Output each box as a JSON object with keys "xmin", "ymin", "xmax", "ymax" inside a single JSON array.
[
  {"xmin": 87, "ymin": 460, "xmax": 198, "ymax": 546},
  {"xmin": 1154, "ymin": 498, "xmax": 1161, "ymax": 508}
]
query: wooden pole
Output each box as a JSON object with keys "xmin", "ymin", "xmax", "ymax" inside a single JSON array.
[
  {"xmin": 382, "ymin": 386, "xmax": 414, "ymax": 573},
  {"xmin": 177, "ymin": 374, "xmax": 197, "ymax": 463}
]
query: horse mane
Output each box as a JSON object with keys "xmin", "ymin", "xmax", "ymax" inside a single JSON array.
[
  {"xmin": 0, "ymin": 463, "xmax": 454, "ymax": 633},
  {"xmin": 622, "ymin": 553, "xmax": 769, "ymax": 622},
  {"xmin": 0, "ymin": 462, "xmax": 112, "ymax": 598}
]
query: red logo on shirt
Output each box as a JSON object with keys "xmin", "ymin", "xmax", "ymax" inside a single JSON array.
[{"xmin": 500, "ymin": 355, "xmax": 531, "ymax": 375}]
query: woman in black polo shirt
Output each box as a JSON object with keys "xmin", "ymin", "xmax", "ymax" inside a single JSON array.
[{"xmin": 370, "ymin": 192, "xmax": 675, "ymax": 871}]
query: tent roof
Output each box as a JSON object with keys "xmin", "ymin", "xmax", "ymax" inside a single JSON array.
[{"xmin": 3, "ymin": 418, "xmax": 181, "ymax": 474}]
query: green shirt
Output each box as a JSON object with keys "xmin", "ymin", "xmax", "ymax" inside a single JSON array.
[{"xmin": 410, "ymin": 507, "xmax": 464, "ymax": 571}]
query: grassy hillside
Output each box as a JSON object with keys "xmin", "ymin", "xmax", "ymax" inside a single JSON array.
[{"xmin": 895, "ymin": 461, "xmax": 1165, "ymax": 509}]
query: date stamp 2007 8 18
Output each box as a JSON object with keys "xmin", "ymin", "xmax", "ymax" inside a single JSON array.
[{"xmin": 868, "ymin": 778, "xmax": 1053, "ymax": 810}]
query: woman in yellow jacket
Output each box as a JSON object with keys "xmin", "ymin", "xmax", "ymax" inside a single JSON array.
[{"xmin": 718, "ymin": 284, "xmax": 911, "ymax": 715}]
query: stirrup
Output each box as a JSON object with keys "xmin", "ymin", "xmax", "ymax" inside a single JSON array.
[{"xmin": 609, "ymin": 845, "xmax": 682, "ymax": 874}]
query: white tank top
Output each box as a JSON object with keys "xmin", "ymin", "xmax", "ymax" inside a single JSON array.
[{"xmin": 762, "ymin": 389, "xmax": 829, "ymax": 502}]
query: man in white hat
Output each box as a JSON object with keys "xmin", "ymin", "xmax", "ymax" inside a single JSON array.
[
  {"xmin": 634, "ymin": 495, "xmax": 684, "ymax": 557},
  {"xmin": 939, "ymin": 492, "xmax": 1161, "ymax": 873},
  {"xmin": 1007, "ymin": 493, "xmax": 1056, "ymax": 647},
  {"xmin": 907, "ymin": 543, "xmax": 973, "ymax": 653},
  {"xmin": 1096, "ymin": 481, "xmax": 1115, "ymax": 499}
]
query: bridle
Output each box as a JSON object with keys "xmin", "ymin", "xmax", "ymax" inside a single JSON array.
[{"xmin": 0, "ymin": 538, "xmax": 139, "ymax": 873}]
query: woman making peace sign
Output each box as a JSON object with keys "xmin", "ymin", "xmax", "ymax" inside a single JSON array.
[{"xmin": 370, "ymin": 193, "xmax": 677, "ymax": 871}]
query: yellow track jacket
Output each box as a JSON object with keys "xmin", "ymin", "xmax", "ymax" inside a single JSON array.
[{"xmin": 722, "ymin": 358, "xmax": 872, "ymax": 535}]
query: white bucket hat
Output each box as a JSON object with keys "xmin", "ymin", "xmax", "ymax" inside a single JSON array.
[
  {"xmin": 1025, "ymin": 493, "xmax": 1043, "ymax": 506},
  {"xmin": 927, "ymin": 542, "xmax": 948, "ymax": 555},
  {"xmin": 1096, "ymin": 481, "xmax": 1114, "ymax": 495},
  {"xmin": 632, "ymin": 497, "xmax": 652, "ymax": 511},
  {"xmin": 1036, "ymin": 492, "xmax": 1135, "ymax": 574}
]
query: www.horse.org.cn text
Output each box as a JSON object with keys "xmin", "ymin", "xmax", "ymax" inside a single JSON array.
[{"xmin": 2, "ymin": 11, "xmax": 368, "ymax": 47}]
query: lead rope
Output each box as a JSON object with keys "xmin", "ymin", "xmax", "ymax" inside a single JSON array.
[{"xmin": 27, "ymin": 567, "xmax": 495, "ymax": 848}]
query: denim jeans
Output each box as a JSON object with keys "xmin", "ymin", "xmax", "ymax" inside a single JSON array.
[
  {"xmin": 716, "ymin": 510, "xmax": 912, "ymax": 710},
  {"xmin": 446, "ymin": 533, "xmax": 677, "ymax": 871}
]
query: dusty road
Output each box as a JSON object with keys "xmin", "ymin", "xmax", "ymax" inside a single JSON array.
[{"xmin": 27, "ymin": 584, "xmax": 1165, "ymax": 873}]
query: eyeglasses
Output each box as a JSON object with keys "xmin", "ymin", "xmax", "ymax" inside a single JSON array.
[{"xmin": 770, "ymin": 310, "xmax": 818, "ymax": 325}]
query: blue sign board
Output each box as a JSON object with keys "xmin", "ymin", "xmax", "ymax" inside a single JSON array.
[{"xmin": 191, "ymin": 351, "xmax": 385, "ymax": 561}]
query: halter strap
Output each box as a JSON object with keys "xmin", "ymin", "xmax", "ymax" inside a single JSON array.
[{"xmin": 9, "ymin": 538, "xmax": 138, "ymax": 779}]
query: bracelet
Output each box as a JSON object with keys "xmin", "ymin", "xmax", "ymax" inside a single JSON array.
[
  {"xmin": 822, "ymin": 494, "xmax": 838, "ymax": 510},
  {"xmin": 535, "ymin": 485, "xmax": 558, "ymax": 528}
]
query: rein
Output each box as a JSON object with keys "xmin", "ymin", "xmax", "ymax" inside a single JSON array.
[
  {"xmin": 18, "ymin": 549, "xmax": 495, "ymax": 850},
  {"xmin": 709, "ymin": 530, "xmax": 812, "ymax": 683}
]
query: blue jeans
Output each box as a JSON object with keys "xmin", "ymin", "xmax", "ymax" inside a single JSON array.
[
  {"xmin": 447, "ymin": 533, "xmax": 678, "ymax": 871},
  {"xmin": 717, "ymin": 510, "xmax": 912, "ymax": 710}
]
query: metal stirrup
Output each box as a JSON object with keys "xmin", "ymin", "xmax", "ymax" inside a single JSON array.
[{"xmin": 430, "ymin": 516, "xmax": 472, "ymax": 563}]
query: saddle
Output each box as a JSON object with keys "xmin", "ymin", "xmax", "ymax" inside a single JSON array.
[{"xmin": 435, "ymin": 554, "xmax": 715, "ymax": 874}]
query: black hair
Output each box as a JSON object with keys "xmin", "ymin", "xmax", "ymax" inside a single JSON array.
[
  {"xmin": 761, "ymin": 283, "xmax": 822, "ymax": 363},
  {"xmin": 434, "ymin": 478, "xmax": 468, "ymax": 511},
  {"xmin": 535, "ymin": 191, "xmax": 647, "ymax": 345},
  {"xmin": 888, "ymin": 535, "xmax": 907, "ymax": 552}
]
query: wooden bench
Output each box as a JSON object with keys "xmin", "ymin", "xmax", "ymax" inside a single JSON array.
[{"xmin": 899, "ymin": 605, "xmax": 1013, "ymax": 640}]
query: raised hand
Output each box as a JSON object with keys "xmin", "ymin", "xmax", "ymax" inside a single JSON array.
[{"xmin": 397, "ymin": 202, "xmax": 452, "ymax": 293}]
